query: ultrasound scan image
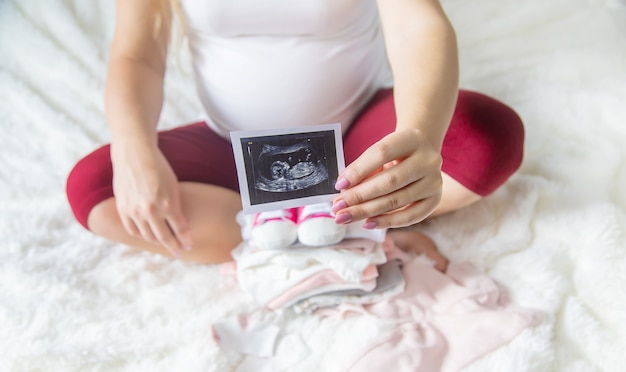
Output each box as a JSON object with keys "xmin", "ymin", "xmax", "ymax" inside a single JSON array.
[
  {"xmin": 254, "ymin": 141, "xmax": 328, "ymax": 192},
  {"xmin": 240, "ymin": 130, "xmax": 339, "ymax": 206}
]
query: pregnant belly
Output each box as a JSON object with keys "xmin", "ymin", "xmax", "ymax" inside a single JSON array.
[{"xmin": 194, "ymin": 37, "xmax": 383, "ymax": 132}]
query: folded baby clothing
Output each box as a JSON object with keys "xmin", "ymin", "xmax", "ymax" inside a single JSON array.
[
  {"xmin": 214, "ymin": 212, "xmax": 399, "ymax": 372},
  {"xmin": 266, "ymin": 264, "xmax": 379, "ymax": 310},
  {"xmin": 233, "ymin": 207, "xmax": 392, "ymax": 310},
  {"xmin": 231, "ymin": 237, "xmax": 388, "ymax": 309},
  {"xmin": 291, "ymin": 259, "xmax": 406, "ymax": 314},
  {"xmin": 215, "ymin": 210, "xmax": 539, "ymax": 372}
]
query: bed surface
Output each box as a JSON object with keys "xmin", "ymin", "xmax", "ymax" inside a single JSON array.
[{"xmin": 1, "ymin": 0, "xmax": 625, "ymax": 370}]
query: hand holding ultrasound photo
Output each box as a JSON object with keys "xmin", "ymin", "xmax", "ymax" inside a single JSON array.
[{"xmin": 230, "ymin": 124, "xmax": 345, "ymax": 214}]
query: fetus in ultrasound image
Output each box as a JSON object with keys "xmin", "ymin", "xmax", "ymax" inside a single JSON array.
[
  {"xmin": 255, "ymin": 140, "xmax": 328, "ymax": 192},
  {"xmin": 240, "ymin": 130, "xmax": 339, "ymax": 205}
]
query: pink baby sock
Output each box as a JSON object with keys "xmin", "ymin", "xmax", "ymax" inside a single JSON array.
[
  {"xmin": 297, "ymin": 203, "xmax": 347, "ymax": 247},
  {"xmin": 251, "ymin": 208, "xmax": 298, "ymax": 249}
]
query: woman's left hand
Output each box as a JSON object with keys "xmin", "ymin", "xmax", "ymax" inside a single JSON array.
[{"xmin": 332, "ymin": 127, "xmax": 443, "ymax": 229}]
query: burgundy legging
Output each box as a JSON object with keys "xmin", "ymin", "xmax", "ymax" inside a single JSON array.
[{"xmin": 66, "ymin": 89, "xmax": 524, "ymax": 230}]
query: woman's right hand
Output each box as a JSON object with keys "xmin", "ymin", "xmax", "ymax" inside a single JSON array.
[{"xmin": 111, "ymin": 142, "xmax": 193, "ymax": 258}]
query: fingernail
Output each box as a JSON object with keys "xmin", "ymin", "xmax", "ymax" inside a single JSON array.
[
  {"xmin": 362, "ymin": 221, "xmax": 378, "ymax": 230},
  {"xmin": 184, "ymin": 245, "xmax": 193, "ymax": 251},
  {"xmin": 335, "ymin": 177, "xmax": 350, "ymax": 191},
  {"xmin": 335, "ymin": 213, "xmax": 352, "ymax": 224},
  {"xmin": 332, "ymin": 200, "xmax": 348, "ymax": 213}
]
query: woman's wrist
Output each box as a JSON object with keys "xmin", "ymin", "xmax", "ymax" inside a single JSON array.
[
  {"xmin": 391, "ymin": 89, "xmax": 455, "ymax": 153},
  {"xmin": 394, "ymin": 123, "xmax": 446, "ymax": 153},
  {"xmin": 110, "ymin": 134, "xmax": 158, "ymax": 166}
]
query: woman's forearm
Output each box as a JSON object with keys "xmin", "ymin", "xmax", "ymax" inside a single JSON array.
[
  {"xmin": 377, "ymin": 0, "xmax": 459, "ymax": 151},
  {"xmin": 106, "ymin": 57, "xmax": 165, "ymax": 150},
  {"xmin": 105, "ymin": 0, "xmax": 171, "ymax": 153}
]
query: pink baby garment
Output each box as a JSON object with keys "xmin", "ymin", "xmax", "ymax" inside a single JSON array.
[
  {"xmin": 292, "ymin": 259, "xmax": 406, "ymax": 314},
  {"xmin": 267, "ymin": 264, "xmax": 379, "ymax": 309},
  {"xmin": 344, "ymin": 256, "xmax": 540, "ymax": 372}
]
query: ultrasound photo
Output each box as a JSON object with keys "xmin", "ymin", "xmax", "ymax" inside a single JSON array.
[{"xmin": 231, "ymin": 124, "xmax": 345, "ymax": 214}]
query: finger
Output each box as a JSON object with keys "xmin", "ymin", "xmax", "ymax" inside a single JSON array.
[
  {"xmin": 335, "ymin": 131, "xmax": 417, "ymax": 190},
  {"xmin": 161, "ymin": 193, "xmax": 193, "ymax": 251},
  {"xmin": 165, "ymin": 208, "xmax": 193, "ymax": 251},
  {"xmin": 339, "ymin": 174, "xmax": 441, "ymax": 223},
  {"xmin": 149, "ymin": 217, "xmax": 184, "ymax": 258},
  {"xmin": 383, "ymin": 159, "xmax": 400, "ymax": 171},
  {"xmin": 119, "ymin": 214, "xmax": 141, "ymax": 238},
  {"xmin": 334, "ymin": 155, "xmax": 425, "ymax": 212},
  {"xmin": 134, "ymin": 218, "xmax": 159, "ymax": 245},
  {"xmin": 116, "ymin": 201, "xmax": 141, "ymax": 237},
  {"xmin": 368, "ymin": 194, "xmax": 441, "ymax": 229}
]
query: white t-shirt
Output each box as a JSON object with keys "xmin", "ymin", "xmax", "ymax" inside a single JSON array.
[{"xmin": 180, "ymin": 0, "xmax": 392, "ymax": 139}]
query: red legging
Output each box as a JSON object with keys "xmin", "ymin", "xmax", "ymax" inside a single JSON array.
[{"xmin": 66, "ymin": 89, "xmax": 524, "ymax": 230}]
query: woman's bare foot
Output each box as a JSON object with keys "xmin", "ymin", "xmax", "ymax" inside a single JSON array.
[{"xmin": 387, "ymin": 229, "xmax": 449, "ymax": 272}]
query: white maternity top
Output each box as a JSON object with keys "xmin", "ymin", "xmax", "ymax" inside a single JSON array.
[{"xmin": 180, "ymin": 0, "xmax": 392, "ymax": 138}]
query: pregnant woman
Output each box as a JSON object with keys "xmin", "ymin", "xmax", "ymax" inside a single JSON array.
[{"xmin": 66, "ymin": 0, "xmax": 524, "ymax": 264}]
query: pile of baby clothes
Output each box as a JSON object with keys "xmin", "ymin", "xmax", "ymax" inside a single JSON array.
[
  {"xmin": 232, "ymin": 212, "xmax": 406, "ymax": 313},
  {"xmin": 217, "ymin": 211, "xmax": 540, "ymax": 372}
]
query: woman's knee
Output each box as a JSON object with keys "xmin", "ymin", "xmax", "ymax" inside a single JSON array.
[
  {"xmin": 65, "ymin": 145, "xmax": 114, "ymax": 230},
  {"xmin": 442, "ymin": 90, "xmax": 525, "ymax": 196}
]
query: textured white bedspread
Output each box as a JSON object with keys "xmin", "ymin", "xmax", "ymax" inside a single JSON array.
[{"xmin": 1, "ymin": 0, "xmax": 625, "ymax": 371}]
